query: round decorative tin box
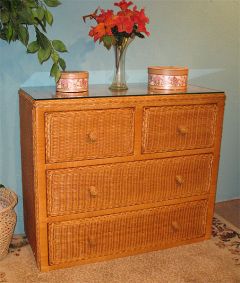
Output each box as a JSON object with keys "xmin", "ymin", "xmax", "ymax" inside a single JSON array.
[
  {"xmin": 148, "ymin": 66, "xmax": 188, "ymax": 91},
  {"xmin": 56, "ymin": 71, "xmax": 89, "ymax": 93}
]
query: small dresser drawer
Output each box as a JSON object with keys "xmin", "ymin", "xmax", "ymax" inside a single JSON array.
[
  {"xmin": 142, "ymin": 104, "xmax": 218, "ymax": 153},
  {"xmin": 45, "ymin": 108, "xmax": 134, "ymax": 163},
  {"xmin": 48, "ymin": 199, "xmax": 208, "ymax": 265},
  {"xmin": 47, "ymin": 154, "xmax": 213, "ymax": 216}
]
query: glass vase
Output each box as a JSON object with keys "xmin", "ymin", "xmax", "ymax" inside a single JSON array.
[{"xmin": 109, "ymin": 36, "xmax": 134, "ymax": 91}]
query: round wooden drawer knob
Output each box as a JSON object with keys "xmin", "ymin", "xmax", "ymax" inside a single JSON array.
[
  {"xmin": 88, "ymin": 236, "xmax": 96, "ymax": 247},
  {"xmin": 177, "ymin": 126, "xmax": 188, "ymax": 135},
  {"xmin": 175, "ymin": 175, "xmax": 184, "ymax": 185},
  {"xmin": 86, "ymin": 132, "xmax": 97, "ymax": 143},
  {"xmin": 171, "ymin": 221, "xmax": 180, "ymax": 231},
  {"xmin": 89, "ymin": 186, "xmax": 98, "ymax": 197}
]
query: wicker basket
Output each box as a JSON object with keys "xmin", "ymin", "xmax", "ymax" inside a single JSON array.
[{"xmin": 0, "ymin": 187, "xmax": 18, "ymax": 260}]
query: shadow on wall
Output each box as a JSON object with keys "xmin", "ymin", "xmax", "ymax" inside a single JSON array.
[
  {"xmin": 63, "ymin": 37, "xmax": 95, "ymax": 71},
  {"xmin": 0, "ymin": 42, "xmax": 31, "ymax": 85},
  {"xmin": 0, "ymin": 42, "xmax": 31, "ymax": 234},
  {"xmin": 188, "ymin": 69, "xmax": 225, "ymax": 85},
  {"xmin": 189, "ymin": 69, "xmax": 229, "ymax": 96}
]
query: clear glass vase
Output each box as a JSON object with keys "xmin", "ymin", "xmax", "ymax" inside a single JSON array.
[{"xmin": 109, "ymin": 36, "xmax": 134, "ymax": 91}]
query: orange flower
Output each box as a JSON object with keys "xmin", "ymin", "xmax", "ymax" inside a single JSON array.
[
  {"xmin": 89, "ymin": 23, "xmax": 112, "ymax": 42},
  {"xmin": 114, "ymin": 14, "xmax": 134, "ymax": 33},
  {"xmin": 89, "ymin": 23, "xmax": 105, "ymax": 42},
  {"xmin": 133, "ymin": 7, "xmax": 150, "ymax": 36},
  {"xmin": 84, "ymin": 0, "xmax": 150, "ymax": 48},
  {"xmin": 96, "ymin": 9, "xmax": 114, "ymax": 24},
  {"xmin": 114, "ymin": 0, "xmax": 133, "ymax": 11},
  {"xmin": 89, "ymin": 10, "xmax": 116, "ymax": 42}
]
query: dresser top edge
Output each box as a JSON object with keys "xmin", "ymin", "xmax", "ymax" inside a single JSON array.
[{"xmin": 19, "ymin": 83, "xmax": 225, "ymax": 101}]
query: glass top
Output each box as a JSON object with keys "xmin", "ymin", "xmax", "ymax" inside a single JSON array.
[{"xmin": 19, "ymin": 84, "xmax": 224, "ymax": 100}]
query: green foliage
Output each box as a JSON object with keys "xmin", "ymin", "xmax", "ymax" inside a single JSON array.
[
  {"xmin": 0, "ymin": 0, "xmax": 67, "ymax": 82},
  {"xmin": 44, "ymin": 0, "xmax": 61, "ymax": 7},
  {"xmin": 38, "ymin": 46, "xmax": 51, "ymax": 64},
  {"xmin": 52, "ymin": 40, "xmax": 67, "ymax": 52},
  {"xmin": 45, "ymin": 9, "xmax": 53, "ymax": 25},
  {"xmin": 58, "ymin": 57, "xmax": 66, "ymax": 70},
  {"xmin": 18, "ymin": 25, "xmax": 29, "ymax": 46},
  {"xmin": 50, "ymin": 62, "xmax": 61, "ymax": 82},
  {"xmin": 101, "ymin": 35, "xmax": 116, "ymax": 50},
  {"xmin": 27, "ymin": 41, "xmax": 39, "ymax": 53}
]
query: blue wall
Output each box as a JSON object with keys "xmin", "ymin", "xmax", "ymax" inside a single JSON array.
[{"xmin": 0, "ymin": 0, "xmax": 239, "ymax": 234}]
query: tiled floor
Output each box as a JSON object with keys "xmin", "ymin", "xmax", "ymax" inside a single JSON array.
[{"xmin": 215, "ymin": 199, "xmax": 240, "ymax": 229}]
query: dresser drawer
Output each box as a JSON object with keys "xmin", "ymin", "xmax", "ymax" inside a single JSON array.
[
  {"xmin": 47, "ymin": 154, "xmax": 213, "ymax": 216},
  {"xmin": 48, "ymin": 199, "xmax": 208, "ymax": 265},
  {"xmin": 45, "ymin": 108, "xmax": 134, "ymax": 163},
  {"xmin": 142, "ymin": 104, "xmax": 218, "ymax": 153}
]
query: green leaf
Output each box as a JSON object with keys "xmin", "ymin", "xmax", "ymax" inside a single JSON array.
[
  {"xmin": 52, "ymin": 40, "xmax": 67, "ymax": 52},
  {"xmin": 36, "ymin": 7, "xmax": 45, "ymax": 21},
  {"xmin": 35, "ymin": 17, "xmax": 47, "ymax": 32},
  {"xmin": 27, "ymin": 41, "xmax": 39, "ymax": 53},
  {"xmin": 134, "ymin": 32, "xmax": 145, "ymax": 39},
  {"xmin": 102, "ymin": 35, "xmax": 115, "ymax": 50},
  {"xmin": 0, "ymin": 29, "xmax": 7, "ymax": 41},
  {"xmin": 6, "ymin": 24, "xmax": 13, "ymax": 42},
  {"xmin": 50, "ymin": 63, "xmax": 58, "ymax": 76},
  {"xmin": 51, "ymin": 50, "xmax": 59, "ymax": 63},
  {"xmin": 44, "ymin": 0, "xmax": 61, "ymax": 7},
  {"xmin": 25, "ymin": 0, "xmax": 38, "ymax": 8},
  {"xmin": 32, "ymin": 9, "xmax": 38, "ymax": 19},
  {"xmin": 55, "ymin": 69, "xmax": 61, "ymax": 82},
  {"xmin": 50, "ymin": 63, "xmax": 61, "ymax": 82},
  {"xmin": 45, "ymin": 9, "xmax": 53, "ymax": 25},
  {"xmin": 11, "ymin": 29, "xmax": 18, "ymax": 41},
  {"xmin": 0, "ymin": 10, "xmax": 9, "ymax": 24},
  {"xmin": 59, "ymin": 58, "xmax": 66, "ymax": 70},
  {"xmin": 38, "ymin": 46, "xmax": 51, "ymax": 64},
  {"xmin": 36, "ymin": 28, "xmax": 51, "ymax": 49},
  {"xmin": 18, "ymin": 9, "xmax": 35, "ymax": 25},
  {"xmin": 18, "ymin": 25, "xmax": 29, "ymax": 46}
]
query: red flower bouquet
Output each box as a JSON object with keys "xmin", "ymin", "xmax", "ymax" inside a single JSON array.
[
  {"xmin": 83, "ymin": 0, "xmax": 150, "ymax": 49},
  {"xmin": 83, "ymin": 0, "xmax": 150, "ymax": 90}
]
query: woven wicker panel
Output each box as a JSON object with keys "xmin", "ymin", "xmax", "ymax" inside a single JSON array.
[
  {"xmin": 45, "ymin": 108, "xmax": 134, "ymax": 163},
  {"xmin": 47, "ymin": 154, "xmax": 213, "ymax": 216},
  {"xmin": 142, "ymin": 104, "xmax": 218, "ymax": 153},
  {"xmin": 48, "ymin": 200, "xmax": 208, "ymax": 265},
  {"xmin": 0, "ymin": 188, "xmax": 17, "ymax": 260}
]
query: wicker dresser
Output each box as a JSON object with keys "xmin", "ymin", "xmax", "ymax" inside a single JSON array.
[{"xmin": 19, "ymin": 84, "xmax": 225, "ymax": 271}]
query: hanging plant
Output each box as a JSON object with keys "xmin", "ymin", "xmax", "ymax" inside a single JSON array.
[{"xmin": 0, "ymin": 0, "xmax": 67, "ymax": 81}]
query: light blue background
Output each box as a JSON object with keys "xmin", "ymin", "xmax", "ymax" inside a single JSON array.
[{"xmin": 0, "ymin": 0, "xmax": 239, "ymax": 234}]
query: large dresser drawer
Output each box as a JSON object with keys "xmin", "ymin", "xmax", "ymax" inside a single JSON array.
[
  {"xmin": 48, "ymin": 200, "xmax": 208, "ymax": 265},
  {"xmin": 47, "ymin": 154, "xmax": 213, "ymax": 216},
  {"xmin": 142, "ymin": 104, "xmax": 218, "ymax": 153},
  {"xmin": 45, "ymin": 108, "xmax": 134, "ymax": 163}
]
